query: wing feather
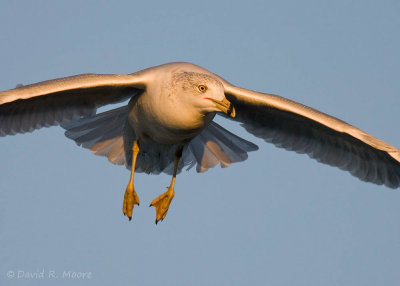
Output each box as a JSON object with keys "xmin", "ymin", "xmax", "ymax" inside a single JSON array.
[
  {"xmin": 0, "ymin": 73, "xmax": 145, "ymax": 136},
  {"xmin": 223, "ymin": 84, "xmax": 400, "ymax": 188}
]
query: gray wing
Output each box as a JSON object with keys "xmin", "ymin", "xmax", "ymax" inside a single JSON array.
[
  {"xmin": 0, "ymin": 73, "xmax": 145, "ymax": 136},
  {"xmin": 222, "ymin": 84, "xmax": 400, "ymax": 189}
]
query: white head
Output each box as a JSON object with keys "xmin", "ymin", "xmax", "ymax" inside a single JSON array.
[{"xmin": 171, "ymin": 71, "xmax": 235, "ymax": 118}]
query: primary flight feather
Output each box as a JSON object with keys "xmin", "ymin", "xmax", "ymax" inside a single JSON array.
[{"xmin": 1, "ymin": 62, "xmax": 399, "ymax": 223}]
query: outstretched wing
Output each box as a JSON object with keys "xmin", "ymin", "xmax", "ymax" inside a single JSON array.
[
  {"xmin": 0, "ymin": 73, "xmax": 145, "ymax": 136},
  {"xmin": 222, "ymin": 84, "xmax": 400, "ymax": 189}
]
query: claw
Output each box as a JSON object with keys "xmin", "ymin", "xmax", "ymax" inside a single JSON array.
[
  {"xmin": 122, "ymin": 182, "xmax": 140, "ymax": 220},
  {"xmin": 150, "ymin": 185, "xmax": 174, "ymax": 224}
]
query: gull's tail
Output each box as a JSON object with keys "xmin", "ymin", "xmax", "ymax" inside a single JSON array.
[
  {"xmin": 188, "ymin": 122, "xmax": 258, "ymax": 173},
  {"xmin": 62, "ymin": 107, "xmax": 258, "ymax": 175},
  {"xmin": 61, "ymin": 106, "xmax": 128, "ymax": 166}
]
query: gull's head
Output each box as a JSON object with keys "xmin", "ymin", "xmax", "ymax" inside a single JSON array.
[{"xmin": 173, "ymin": 72, "xmax": 236, "ymax": 118}]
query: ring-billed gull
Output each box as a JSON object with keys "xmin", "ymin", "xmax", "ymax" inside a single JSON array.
[{"xmin": 1, "ymin": 62, "xmax": 399, "ymax": 223}]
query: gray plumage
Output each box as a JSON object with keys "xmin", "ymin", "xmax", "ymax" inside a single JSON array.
[{"xmin": 0, "ymin": 62, "xmax": 399, "ymax": 188}]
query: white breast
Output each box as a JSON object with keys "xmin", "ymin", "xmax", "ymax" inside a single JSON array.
[{"xmin": 127, "ymin": 89, "xmax": 215, "ymax": 145}]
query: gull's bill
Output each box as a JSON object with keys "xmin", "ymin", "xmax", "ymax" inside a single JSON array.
[{"xmin": 206, "ymin": 97, "xmax": 236, "ymax": 118}]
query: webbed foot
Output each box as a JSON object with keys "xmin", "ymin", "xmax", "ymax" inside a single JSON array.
[
  {"xmin": 150, "ymin": 185, "xmax": 175, "ymax": 224},
  {"xmin": 122, "ymin": 182, "xmax": 140, "ymax": 221}
]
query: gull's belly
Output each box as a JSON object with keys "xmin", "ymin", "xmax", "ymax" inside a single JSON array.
[
  {"xmin": 128, "ymin": 96, "xmax": 215, "ymax": 144},
  {"xmin": 137, "ymin": 115, "xmax": 204, "ymax": 144}
]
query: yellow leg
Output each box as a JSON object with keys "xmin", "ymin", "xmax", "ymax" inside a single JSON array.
[
  {"xmin": 150, "ymin": 146, "xmax": 183, "ymax": 224},
  {"xmin": 122, "ymin": 140, "xmax": 140, "ymax": 221}
]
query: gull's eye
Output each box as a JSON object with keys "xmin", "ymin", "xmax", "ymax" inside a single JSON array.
[{"xmin": 198, "ymin": 85, "xmax": 207, "ymax": 93}]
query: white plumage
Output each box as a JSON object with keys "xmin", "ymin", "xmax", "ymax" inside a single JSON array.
[{"xmin": 1, "ymin": 62, "xmax": 399, "ymax": 222}]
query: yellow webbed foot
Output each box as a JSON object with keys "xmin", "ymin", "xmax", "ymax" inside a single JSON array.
[
  {"xmin": 122, "ymin": 182, "xmax": 140, "ymax": 221},
  {"xmin": 150, "ymin": 185, "xmax": 175, "ymax": 224}
]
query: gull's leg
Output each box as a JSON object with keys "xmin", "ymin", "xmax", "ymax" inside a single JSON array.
[
  {"xmin": 122, "ymin": 140, "xmax": 140, "ymax": 221},
  {"xmin": 150, "ymin": 146, "xmax": 183, "ymax": 224}
]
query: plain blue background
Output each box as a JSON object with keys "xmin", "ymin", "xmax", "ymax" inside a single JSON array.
[{"xmin": 1, "ymin": 1, "xmax": 399, "ymax": 285}]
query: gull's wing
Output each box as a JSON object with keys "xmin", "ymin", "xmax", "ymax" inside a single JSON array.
[
  {"xmin": 0, "ymin": 73, "xmax": 145, "ymax": 136},
  {"xmin": 222, "ymin": 84, "xmax": 400, "ymax": 189}
]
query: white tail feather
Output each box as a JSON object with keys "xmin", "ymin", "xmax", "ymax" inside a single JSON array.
[
  {"xmin": 188, "ymin": 122, "xmax": 258, "ymax": 173},
  {"xmin": 62, "ymin": 106, "xmax": 128, "ymax": 165},
  {"xmin": 63, "ymin": 107, "xmax": 258, "ymax": 174}
]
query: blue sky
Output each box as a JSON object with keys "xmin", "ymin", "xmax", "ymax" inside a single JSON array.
[{"xmin": 1, "ymin": 1, "xmax": 400, "ymax": 285}]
